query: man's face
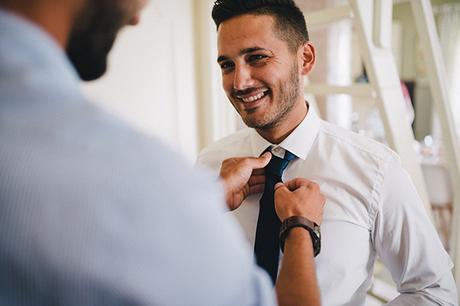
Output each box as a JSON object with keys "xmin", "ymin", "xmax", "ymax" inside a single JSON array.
[
  {"xmin": 66, "ymin": 0, "xmax": 147, "ymax": 81},
  {"xmin": 217, "ymin": 14, "xmax": 303, "ymax": 130}
]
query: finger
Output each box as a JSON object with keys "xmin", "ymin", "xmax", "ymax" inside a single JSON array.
[
  {"xmin": 245, "ymin": 152, "xmax": 271, "ymax": 169},
  {"xmin": 260, "ymin": 151, "xmax": 272, "ymax": 159},
  {"xmin": 250, "ymin": 172, "xmax": 266, "ymax": 179},
  {"xmin": 248, "ymin": 175, "xmax": 265, "ymax": 186},
  {"xmin": 285, "ymin": 178, "xmax": 316, "ymax": 191},
  {"xmin": 284, "ymin": 178, "xmax": 305, "ymax": 191},
  {"xmin": 252, "ymin": 168, "xmax": 265, "ymax": 176},
  {"xmin": 274, "ymin": 183, "xmax": 290, "ymax": 203},
  {"xmin": 274, "ymin": 182, "xmax": 289, "ymax": 193},
  {"xmin": 284, "ymin": 178, "xmax": 300, "ymax": 190},
  {"xmin": 248, "ymin": 184, "xmax": 265, "ymax": 195}
]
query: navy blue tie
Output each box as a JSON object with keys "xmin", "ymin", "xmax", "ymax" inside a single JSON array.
[{"xmin": 254, "ymin": 148, "xmax": 296, "ymax": 284}]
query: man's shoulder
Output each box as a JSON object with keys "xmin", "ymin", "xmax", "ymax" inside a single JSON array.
[{"xmin": 319, "ymin": 120, "xmax": 398, "ymax": 164}]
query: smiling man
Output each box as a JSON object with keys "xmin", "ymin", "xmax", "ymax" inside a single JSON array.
[
  {"xmin": 215, "ymin": 10, "xmax": 312, "ymax": 144},
  {"xmin": 197, "ymin": 0, "xmax": 458, "ymax": 305}
]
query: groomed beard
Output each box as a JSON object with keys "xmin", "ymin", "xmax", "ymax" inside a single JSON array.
[
  {"xmin": 66, "ymin": 0, "xmax": 126, "ymax": 81},
  {"xmin": 241, "ymin": 61, "xmax": 300, "ymax": 130}
]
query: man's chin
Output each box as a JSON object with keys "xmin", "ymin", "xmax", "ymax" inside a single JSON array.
[
  {"xmin": 66, "ymin": 43, "xmax": 111, "ymax": 81},
  {"xmin": 66, "ymin": 17, "xmax": 119, "ymax": 81},
  {"xmin": 243, "ymin": 116, "xmax": 273, "ymax": 130},
  {"xmin": 78, "ymin": 61, "xmax": 108, "ymax": 81}
]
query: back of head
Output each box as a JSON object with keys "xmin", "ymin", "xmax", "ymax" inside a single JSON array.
[{"xmin": 212, "ymin": 0, "xmax": 309, "ymax": 52}]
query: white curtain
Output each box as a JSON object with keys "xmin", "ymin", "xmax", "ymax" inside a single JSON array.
[{"xmin": 436, "ymin": 3, "xmax": 460, "ymax": 137}]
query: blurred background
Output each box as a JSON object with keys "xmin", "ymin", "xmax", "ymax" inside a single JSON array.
[{"xmin": 82, "ymin": 0, "xmax": 460, "ymax": 304}]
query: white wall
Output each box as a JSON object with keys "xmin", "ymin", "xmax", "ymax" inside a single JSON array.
[{"xmin": 82, "ymin": 0, "xmax": 198, "ymax": 163}]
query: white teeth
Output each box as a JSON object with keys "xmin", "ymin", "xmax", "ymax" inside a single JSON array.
[{"xmin": 241, "ymin": 91, "xmax": 266, "ymax": 103}]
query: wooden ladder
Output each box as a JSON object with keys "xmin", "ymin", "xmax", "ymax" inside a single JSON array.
[{"xmin": 302, "ymin": 0, "xmax": 460, "ymax": 296}]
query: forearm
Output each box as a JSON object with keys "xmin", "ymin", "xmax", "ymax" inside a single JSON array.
[
  {"xmin": 276, "ymin": 228, "xmax": 321, "ymax": 306},
  {"xmin": 375, "ymin": 158, "xmax": 458, "ymax": 306}
]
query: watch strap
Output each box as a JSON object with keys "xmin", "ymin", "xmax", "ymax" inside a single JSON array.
[{"xmin": 279, "ymin": 216, "xmax": 321, "ymax": 257}]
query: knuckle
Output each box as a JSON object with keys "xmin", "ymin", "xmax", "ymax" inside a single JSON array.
[
  {"xmin": 274, "ymin": 188, "xmax": 285, "ymax": 196},
  {"xmin": 300, "ymin": 178, "xmax": 311, "ymax": 184}
]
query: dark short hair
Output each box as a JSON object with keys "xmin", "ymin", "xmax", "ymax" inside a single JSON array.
[{"xmin": 212, "ymin": 0, "xmax": 309, "ymax": 52}]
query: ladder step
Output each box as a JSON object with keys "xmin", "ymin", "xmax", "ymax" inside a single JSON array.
[
  {"xmin": 304, "ymin": 84, "xmax": 376, "ymax": 97},
  {"xmin": 304, "ymin": 5, "xmax": 353, "ymax": 27}
]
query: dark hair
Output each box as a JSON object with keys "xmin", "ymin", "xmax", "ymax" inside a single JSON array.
[{"xmin": 212, "ymin": 0, "xmax": 309, "ymax": 52}]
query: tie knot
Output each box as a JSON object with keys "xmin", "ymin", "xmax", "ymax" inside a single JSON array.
[
  {"xmin": 265, "ymin": 148, "xmax": 296, "ymax": 178},
  {"xmin": 283, "ymin": 150, "xmax": 296, "ymax": 162}
]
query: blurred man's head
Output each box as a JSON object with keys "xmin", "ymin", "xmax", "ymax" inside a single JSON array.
[{"xmin": 66, "ymin": 0, "xmax": 146, "ymax": 81}]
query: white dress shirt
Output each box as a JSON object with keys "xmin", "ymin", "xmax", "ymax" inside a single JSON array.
[
  {"xmin": 197, "ymin": 107, "xmax": 458, "ymax": 306},
  {"xmin": 0, "ymin": 9, "xmax": 276, "ymax": 306}
]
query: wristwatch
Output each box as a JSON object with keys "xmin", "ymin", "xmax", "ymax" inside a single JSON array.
[{"xmin": 279, "ymin": 216, "xmax": 321, "ymax": 257}]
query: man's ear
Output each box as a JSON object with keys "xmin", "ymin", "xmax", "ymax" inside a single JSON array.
[{"xmin": 298, "ymin": 42, "xmax": 316, "ymax": 75}]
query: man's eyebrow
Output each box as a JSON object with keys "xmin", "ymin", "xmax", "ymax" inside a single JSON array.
[
  {"xmin": 217, "ymin": 55, "xmax": 229, "ymax": 63},
  {"xmin": 217, "ymin": 47, "xmax": 267, "ymax": 63}
]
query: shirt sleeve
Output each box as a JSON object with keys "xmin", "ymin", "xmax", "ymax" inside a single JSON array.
[{"xmin": 373, "ymin": 155, "xmax": 458, "ymax": 305}]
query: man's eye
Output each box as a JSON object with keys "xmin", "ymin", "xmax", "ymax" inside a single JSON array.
[
  {"xmin": 219, "ymin": 62, "xmax": 234, "ymax": 70},
  {"xmin": 248, "ymin": 54, "xmax": 267, "ymax": 62}
]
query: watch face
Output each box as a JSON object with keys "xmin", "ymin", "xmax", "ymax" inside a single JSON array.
[
  {"xmin": 313, "ymin": 226, "xmax": 321, "ymax": 238},
  {"xmin": 310, "ymin": 231, "xmax": 321, "ymax": 257}
]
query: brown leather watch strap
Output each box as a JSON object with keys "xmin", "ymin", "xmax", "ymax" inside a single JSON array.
[{"xmin": 279, "ymin": 216, "xmax": 321, "ymax": 256}]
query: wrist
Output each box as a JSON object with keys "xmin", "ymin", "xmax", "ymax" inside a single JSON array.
[
  {"xmin": 285, "ymin": 227, "xmax": 313, "ymax": 251},
  {"xmin": 279, "ymin": 216, "xmax": 321, "ymax": 256}
]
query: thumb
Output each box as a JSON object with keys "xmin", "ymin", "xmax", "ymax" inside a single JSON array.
[{"xmin": 252, "ymin": 151, "xmax": 271, "ymax": 168}]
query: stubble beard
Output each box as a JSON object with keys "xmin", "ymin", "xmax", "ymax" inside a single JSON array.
[
  {"xmin": 66, "ymin": 0, "xmax": 126, "ymax": 81},
  {"xmin": 239, "ymin": 62, "xmax": 300, "ymax": 130}
]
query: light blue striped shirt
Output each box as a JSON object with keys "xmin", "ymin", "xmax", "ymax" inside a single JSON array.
[{"xmin": 0, "ymin": 8, "xmax": 275, "ymax": 306}]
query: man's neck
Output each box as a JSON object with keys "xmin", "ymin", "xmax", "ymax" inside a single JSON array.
[
  {"xmin": 0, "ymin": 1, "xmax": 80, "ymax": 48},
  {"xmin": 256, "ymin": 99, "xmax": 308, "ymax": 144}
]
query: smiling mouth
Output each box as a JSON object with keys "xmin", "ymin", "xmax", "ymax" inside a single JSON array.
[{"xmin": 235, "ymin": 88, "xmax": 270, "ymax": 104}]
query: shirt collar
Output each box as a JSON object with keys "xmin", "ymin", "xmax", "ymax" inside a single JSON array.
[{"xmin": 250, "ymin": 106, "xmax": 321, "ymax": 160}]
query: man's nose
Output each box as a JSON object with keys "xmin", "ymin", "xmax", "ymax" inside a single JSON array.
[{"xmin": 233, "ymin": 64, "xmax": 254, "ymax": 91}]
